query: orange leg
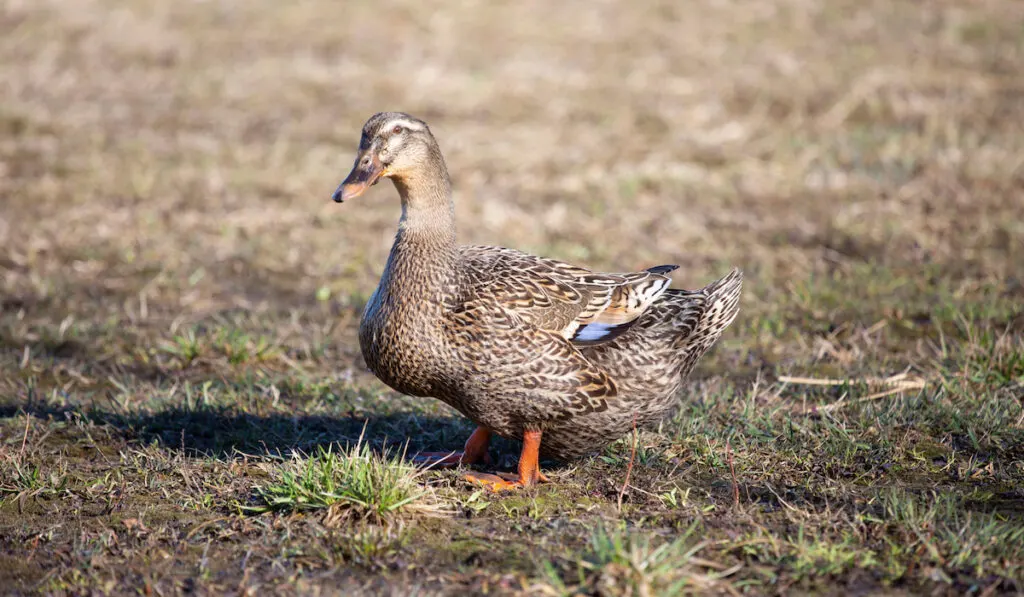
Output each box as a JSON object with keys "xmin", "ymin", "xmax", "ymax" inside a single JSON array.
[
  {"xmin": 412, "ymin": 426, "xmax": 492, "ymax": 467},
  {"xmin": 465, "ymin": 429, "xmax": 550, "ymax": 491}
]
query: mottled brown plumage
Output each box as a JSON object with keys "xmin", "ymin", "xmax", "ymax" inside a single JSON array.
[{"xmin": 332, "ymin": 112, "xmax": 742, "ymax": 489}]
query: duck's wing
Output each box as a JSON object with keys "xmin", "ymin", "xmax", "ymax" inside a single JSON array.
[
  {"xmin": 457, "ymin": 245, "xmax": 677, "ymax": 347},
  {"xmin": 447, "ymin": 302, "xmax": 621, "ymax": 420}
]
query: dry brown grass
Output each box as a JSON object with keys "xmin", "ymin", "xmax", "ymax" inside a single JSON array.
[{"xmin": 2, "ymin": 0, "xmax": 1023, "ymax": 594}]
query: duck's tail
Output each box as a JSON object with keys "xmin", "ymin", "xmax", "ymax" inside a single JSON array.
[
  {"xmin": 580, "ymin": 268, "xmax": 742, "ymax": 384},
  {"xmin": 661, "ymin": 268, "xmax": 742, "ymax": 375}
]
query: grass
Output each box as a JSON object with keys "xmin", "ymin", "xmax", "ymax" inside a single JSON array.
[
  {"xmin": 2, "ymin": 0, "xmax": 1023, "ymax": 594},
  {"xmin": 243, "ymin": 434, "xmax": 437, "ymax": 523},
  {"xmin": 537, "ymin": 522, "xmax": 726, "ymax": 596}
]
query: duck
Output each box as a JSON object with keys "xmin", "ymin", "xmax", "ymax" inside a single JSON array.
[{"xmin": 332, "ymin": 112, "xmax": 742, "ymax": 491}]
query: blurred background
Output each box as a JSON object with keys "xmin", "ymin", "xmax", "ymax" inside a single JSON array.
[{"xmin": 3, "ymin": 0, "xmax": 1020, "ymax": 337}]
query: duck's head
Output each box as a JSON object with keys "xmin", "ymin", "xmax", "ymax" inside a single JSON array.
[{"xmin": 332, "ymin": 112, "xmax": 440, "ymax": 202}]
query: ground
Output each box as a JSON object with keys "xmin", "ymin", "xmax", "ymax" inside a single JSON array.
[{"xmin": 1, "ymin": 0, "xmax": 1023, "ymax": 594}]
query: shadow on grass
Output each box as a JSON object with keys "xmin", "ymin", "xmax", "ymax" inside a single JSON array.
[{"xmin": 0, "ymin": 398, "xmax": 526, "ymax": 463}]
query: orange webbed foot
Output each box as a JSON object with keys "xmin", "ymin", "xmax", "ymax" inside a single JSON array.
[
  {"xmin": 463, "ymin": 470, "xmax": 551, "ymax": 492},
  {"xmin": 463, "ymin": 429, "xmax": 549, "ymax": 492},
  {"xmin": 464, "ymin": 471, "xmax": 524, "ymax": 492}
]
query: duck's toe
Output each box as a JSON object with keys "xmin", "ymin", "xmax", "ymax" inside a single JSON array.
[
  {"xmin": 464, "ymin": 471, "xmax": 524, "ymax": 492},
  {"xmin": 494, "ymin": 470, "xmax": 550, "ymax": 484},
  {"xmin": 464, "ymin": 469, "xmax": 550, "ymax": 491}
]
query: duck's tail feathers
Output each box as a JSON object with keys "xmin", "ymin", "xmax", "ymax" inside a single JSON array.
[{"xmin": 664, "ymin": 268, "xmax": 742, "ymax": 359}]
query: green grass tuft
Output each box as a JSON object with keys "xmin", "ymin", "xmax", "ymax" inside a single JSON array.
[
  {"xmin": 538, "ymin": 522, "xmax": 733, "ymax": 596},
  {"xmin": 243, "ymin": 434, "xmax": 439, "ymax": 524}
]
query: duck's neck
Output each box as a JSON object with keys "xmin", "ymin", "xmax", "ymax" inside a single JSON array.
[
  {"xmin": 380, "ymin": 163, "xmax": 457, "ymax": 297},
  {"xmin": 394, "ymin": 172, "xmax": 455, "ymax": 248}
]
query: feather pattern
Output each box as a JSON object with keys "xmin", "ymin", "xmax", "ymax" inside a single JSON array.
[{"xmin": 346, "ymin": 112, "xmax": 743, "ymax": 461}]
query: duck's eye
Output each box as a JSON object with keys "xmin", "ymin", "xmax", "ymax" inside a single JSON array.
[{"xmin": 392, "ymin": 125, "xmax": 404, "ymax": 135}]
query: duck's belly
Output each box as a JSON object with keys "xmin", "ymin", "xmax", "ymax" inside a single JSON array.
[
  {"xmin": 541, "ymin": 393, "xmax": 681, "ymax": 460},
  {"xmin": 446, "ymin": 377, "xmax": 684, "ymax": 462}
]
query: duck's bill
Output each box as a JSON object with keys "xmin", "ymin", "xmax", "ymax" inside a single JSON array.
[{"xmin": 332, "ymin": 157, "xmax": 384, "ymax": 203}]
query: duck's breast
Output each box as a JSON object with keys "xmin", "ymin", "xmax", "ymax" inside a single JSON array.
[{"xmin": 358, "ymin": 285, "xmax": 450, "ymax": 398}]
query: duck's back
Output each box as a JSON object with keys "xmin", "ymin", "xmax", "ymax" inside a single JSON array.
[{"xmin": 456, "ymin": 245, "xmax": 678, "ymax": 344}]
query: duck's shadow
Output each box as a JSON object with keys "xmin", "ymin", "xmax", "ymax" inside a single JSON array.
[{"xmin": 2, "ymin": 398, "xmax": 527, "ymax": 465}]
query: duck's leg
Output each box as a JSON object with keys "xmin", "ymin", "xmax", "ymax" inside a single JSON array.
[
  {"xmin": 412, "ymin": 426, "xmax": 492, "ymax": 467},
  {"xmin": 465, "ymin": 429, "xmax": 549, "ymax": 491}
]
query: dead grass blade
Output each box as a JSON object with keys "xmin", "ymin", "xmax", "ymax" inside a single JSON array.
[
  {"xmin": 779, "ymin": 373, "xmax": 928, "ymax": 414},
  {"xmin": 617, "ymin": 415, "xmax": 638, "ymax": 513}
]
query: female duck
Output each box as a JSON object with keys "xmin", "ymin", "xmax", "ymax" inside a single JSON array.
[{"xmin": 333, "ymin": 112, "xmax": 741, "ymax": 491}]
